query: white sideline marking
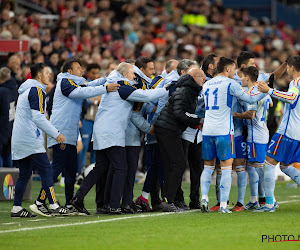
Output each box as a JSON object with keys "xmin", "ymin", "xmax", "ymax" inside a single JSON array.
[
  {"xmin": 0, "ymin": 211, "xmax": 197, "ymax": 234},
  {"xmin": 27, "ymin": 219, "xmax": 46, "ymax": 222},
  {"xmin": 277, "ymin": 199, "xmax": 300, "ymax": 204},
  {"xmin": 2, "ymin": 222, "xmax": 19, "ymax": 225}
]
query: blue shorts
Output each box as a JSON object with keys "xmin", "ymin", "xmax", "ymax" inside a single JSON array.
[
  {"xmin": 235, "ymin": 136, "xmax": 247, "ymax": 159},
  {"xmin": 202, "ymin": 134, "xmax": 236, "ymax": 161},
  {"xmin": 266, "ymin": 133, "xmax": 300, "ymax": 165},
  {"xmin": 247, "ymin": 142, "xmax": 267, "ymax": 163}
]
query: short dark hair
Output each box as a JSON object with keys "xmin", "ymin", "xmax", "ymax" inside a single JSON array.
[
  {"xmin": 237, "ymin": 51, "xmax": 255, "ymax": 68},
  {"xmin": 135, "ymin": 57, "xmax": 153, "ymax": 69},
  {"xmin": 62, "ymin": 58, "xmax": 81, "ymax": 73},
  {"xmin": 125, "ymin": 59, "xmax": 135, "ymax": 64},
  {"xmin": 30, "ymin": 63, "xmax": 47, "ymax": 79},
  {"xmin": 202, "ymin": 54, "xmax": 217, "ymax": 74},
  {"xmin": 86, "ymin": 63, "xmax": 100, "ymax": 72},
  {"xmin": 287, "ymin": 56, "xmax": 300, "ymax": 72},
  {"xmin": 165, "ymin": 59, "xmax": 177, "ymax": 71},
  {"xmin": 241, "ymin": 66, "xmax": 259, "ymax": 82},
  {"xmin": 217, "ymin": 57, "xmax": 235, "ymax": 73}
]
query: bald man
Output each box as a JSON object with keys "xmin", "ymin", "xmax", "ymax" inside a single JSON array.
[{"xmin": 155, "ymin": 68, "xmax": 205, "ymax": 212}]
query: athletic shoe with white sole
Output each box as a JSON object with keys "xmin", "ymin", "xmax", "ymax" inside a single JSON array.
[
  {"xmin": 218, "ymin": 207, "xmax": 232, "ymax": 213},
  {"xmin": 29, "ymin": 202, "xmax": 51, "ymax": 217},
  {"xmin": 244, "ymin": 201, "xmax": 260, "ymax": 210},
  {"xmin": 49, "ymin": 206, "xmax": 73, "ymax": 216},
  {"xmin": 201, "ymin": 199, "xmax": 210, "ymax": 213},
  {"xmin": 252, "ymin": 205, "xmax": 276, "ymax": 212},
  {"xmin": 11, "ymin": 208, "xmax": 37, "ymax": 218},
  {"xmin": 70, "ymin": 197, "xmax": 90, "ymax": 215}
]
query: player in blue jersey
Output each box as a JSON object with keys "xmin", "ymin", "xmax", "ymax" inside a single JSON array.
[
  {"xmin": 200, "ymin": 57, "xmax": 267, "ymax": 213},
  {"xmin": 254, "ymin": 56, "xmax": 300, "ymax": 212},
  {"xmin": 233, "ymin": 67, "xmax": 273, "ymax": 210}
]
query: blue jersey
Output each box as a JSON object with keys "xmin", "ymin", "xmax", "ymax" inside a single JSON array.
[
  {"xmin": 244, "ymin": 86, "xmax": 272, "ymax": 144},
  {"xmin": 202, "ymin": 75, "xmax": 267, "ymax": 136}
]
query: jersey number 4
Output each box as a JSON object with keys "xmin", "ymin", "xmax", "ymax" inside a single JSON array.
[{"xmin": 205, "ymin": 88, "xmax": 219, "ymax": 110}]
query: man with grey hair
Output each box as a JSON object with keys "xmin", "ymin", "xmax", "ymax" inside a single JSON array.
[
  {"xmin": 71, "ymin": 62, "xmax": 169, "ymax": 215},
  {"xmin": 143, "ymin": 59, "xmax": 197, "ymax": 209},
  {"xmin": 155, "ymin": 68, "xmax": 206, "ymax": 212},
  {"xmin": 135, "ymin": 59, "xmax": 196, "ymax": 211}
]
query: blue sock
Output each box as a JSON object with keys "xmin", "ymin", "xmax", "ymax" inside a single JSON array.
[
  {"xmin": 280, "ymin": 165, "xmax": 300, "ymax": 185},
  {"xmin": 220, "ymin": 167, "xmax": 232, "ymax": 207},
  {"xmin": 216, "ymin": 170, "xmax": 221, "ymax": 202},
  {"xmin": 236, "ymin": 165, "xmax": 247, "ymax": 205},
  {"xmin": 264, "ymin": 161, "xmax": 276, "ymax": 205},
  {"xmin": 255, "ymin": 164, "xmax": 265, "ymax": 198},
  {"xmin": 246, "ymin": 165, "xmax": 258, "ymax": 198},
  {"xmin": 201, "ymin": 166, "xmax": 214, "ymax": 200}
]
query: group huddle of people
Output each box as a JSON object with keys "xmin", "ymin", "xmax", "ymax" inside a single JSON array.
[{"xmin": 8, "ymin": 51, "xmax": 300, "ymax": 218}]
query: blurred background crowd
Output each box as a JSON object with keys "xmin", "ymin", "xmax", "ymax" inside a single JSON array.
[{"xmin": 0, "ymin": 0, "xmax": 299, "ymax": 171}]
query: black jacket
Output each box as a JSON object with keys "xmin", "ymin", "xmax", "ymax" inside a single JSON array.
[
  {"xmin": 0, "ymin": 78, "xmax": 19, "ymax": 145},
  {"xmin": 155, "ymin": 74, "xmax": 202, "ymax": 136}
]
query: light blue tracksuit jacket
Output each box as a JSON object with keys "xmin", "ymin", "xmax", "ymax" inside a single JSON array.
[
  {"xmin": 124, "ymin": 66, "xmax": 153, "ymax": 147},
  {"xmin": 11, "ymin": 79, "xmax": 60, "ymax": 160},
  {"xmin": 47, "ymin": 72, "xmax": 107, "ymax": 148},
  {"xmin": 92, "ymin": 70, "xmax": 168, "ymax": 150}
]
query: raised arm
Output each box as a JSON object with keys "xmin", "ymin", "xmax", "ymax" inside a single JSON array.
[
  {"xmin": 126, "ymin": 88, "xmax": 168, "ymax": 103},
  {"xmin": 258, "ymin": 80, "xmax": 299, "ymax": 105},
  {"xmin": 61, "ymin": 78, "xmax": 120, "ymax": 99},
  {"xmin": 61, "ymin": 78, "xmax": 107, "ymax": 99},
  {"xmin": 86, "ymin": 76, "xmax": 107, "ymax": 87},
  {"xmin": 230, "ymin": 81, "xmax": 266, "ymax": 104}
]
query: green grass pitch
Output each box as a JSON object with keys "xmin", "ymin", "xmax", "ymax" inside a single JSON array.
[{"xmin": 0, "ymin": 180, "xmax": 300, "ymax": 249}]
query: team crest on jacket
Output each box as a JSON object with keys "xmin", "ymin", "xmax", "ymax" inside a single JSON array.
[{"xmin": 60, "ymin": 144, "xmax": 66, "ymax": 150}]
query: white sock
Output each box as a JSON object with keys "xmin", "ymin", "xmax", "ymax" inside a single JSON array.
[
  {"xmin": 250, "ymin": 196, "xmax": 258, "ymax": 203},
  {"xmin": 11, "ymin": 206, "xmax": 23, "ymax": 213},
  {"xmin": 36, "ymin": 200, "xmax": 43, "ymax": 205},
  {"xmin": 201, "ymin": 195, "xmax": 209, "ymax": 202},
  {"xmin": 220, "ymin": 201, "xmax": 227, "ymax": 209},
  {"xmin": 49, "ymin": 203, "xmax": 59, "ymax": 209},
  {"xmin": 266, "ymin": 204, "xmax": 273, "ymax": 208},
  {"xmin": 142, "ymin": 191, "xmax": 149, "ymax": 200}
]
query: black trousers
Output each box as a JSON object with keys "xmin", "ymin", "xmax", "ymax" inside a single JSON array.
[
  {"xmin": 76, "ymin": 146, "xmax": 127, "ymax": 209},
  {"xmin": 37, "ymin": 144, "xmax": 77, "ymax": 205},
  {"xmin": 143, "ymin": 143, "xmax": 165, "ymax": 206},
  {"xmin": 187, "ymin": 141, "xmax": 204, "ymax": 202},
  {"xmin": 15, "ymin": 153, "xmax": 56, "ymax": 206},
  {"xmin": 156, "ymin": 133, "xmax": 188, "ymax": 204},
  {"xmin": 97, "ymin": 146, "xmax": 140, "ymax": 206}
]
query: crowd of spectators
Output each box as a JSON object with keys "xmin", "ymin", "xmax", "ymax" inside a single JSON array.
[
  {"xmin": 1, "ymin": 0, "xmax": 299, "ymax": 78},
  {"xmin": 0, "ymin": 0, "xmax": 299, "ymax": 168}
]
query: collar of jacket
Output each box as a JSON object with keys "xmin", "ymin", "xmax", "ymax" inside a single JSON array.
[
  {"xmin": 106, "ymin": 69, "xmax": 135, "ymax": 85},
  {"xmin": 176, "ymin": 74, "xmax": 202, "ymax": 92},
  {"xmin": 57, "ymin": 72, "xmax": 86, "ymax": 85},
  {"xmin": 18, "ymin": 79, "xmax": 47, "ymax": 94},
  {"xmin": 204, "ymin": 71, "xmax": 213, "ymax": 79},
  {"xmin": 133, "ymin": 65, "xmax": 152, "ymax": 84}
]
